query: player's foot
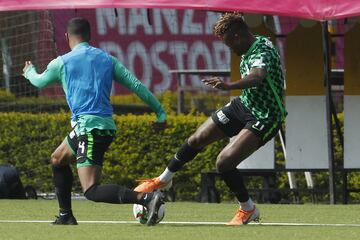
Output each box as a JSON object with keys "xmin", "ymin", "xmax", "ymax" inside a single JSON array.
[
  {"xmin": 52, "ymin": 211, "xmax": 78, "ymax": 225},
  {"xmin": 145, "ymin": 190, "xmax": 165, "ymax": 226},
  {"xmin": 135, "ymin": 177, "xmax": 172, "ymax": 193},
  {"xmin": 226, "ymin": 206, "xmax": 260, "ymax": 225}
]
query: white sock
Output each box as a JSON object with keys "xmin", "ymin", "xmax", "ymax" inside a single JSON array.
[
  {"xmin": 240, "ymin": 198, "xmax": 254, "ymax": 211},
  {"xmin": 159, "ymin": 168, "xmax": 174, "ymax": 183}
]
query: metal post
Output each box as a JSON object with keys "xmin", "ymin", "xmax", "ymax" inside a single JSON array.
[
  {"xmin": 279, "ymin": 128, "xmax": 300, "ymax": 203},
  {"xmin": 177, "ymin": 73, "xmax": 185, "ymax": 114},
  {"xmin": 342, "ymin": 170, "xmax": 348, "ymax": 204},
  {"xmin": 322, "ymin": 21, "xmax": 336, "ymax": 204},
  {"xmin": 1, "ymin": 38, "xmax": 12, "ymax": 92}
]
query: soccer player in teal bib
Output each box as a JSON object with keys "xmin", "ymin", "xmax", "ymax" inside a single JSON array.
[
  {"xmin": 23, "ymin": 17, "xmax": 166, "ymax": 226},
  {"xmin": 135, "ymin": 12, "xmax": 286, "ymax": 225}
]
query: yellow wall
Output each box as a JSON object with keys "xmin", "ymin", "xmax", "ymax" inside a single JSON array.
[{"xmin": 285, "ymin": 24, "xmax": 324, "ymax": 96}]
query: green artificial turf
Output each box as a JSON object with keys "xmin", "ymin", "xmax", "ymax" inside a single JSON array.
[{"xmin": 0, "ymin": 200, "xmax": 359, "ymax": 240}]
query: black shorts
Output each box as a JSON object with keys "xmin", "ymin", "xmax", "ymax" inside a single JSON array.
[
  {"xmin": 66, "ymin": 128, "xmax": 115, "ymax": 168},
  {"xmin": 211, "ymin": 98, "xmax": 281, "ymax": 146}
]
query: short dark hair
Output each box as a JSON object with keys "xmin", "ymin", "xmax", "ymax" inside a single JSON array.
[
  {"xmin": 213, "ymin": 12, "xmax": 248, "ymax": 40},
  {"xmin": 67, "ymin": 17, "xmax": 91, "ymax": 41}
]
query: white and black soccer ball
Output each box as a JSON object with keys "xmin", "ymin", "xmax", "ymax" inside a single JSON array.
[{"xmin": 132, "ymin": 204, "xmax": 165, "ymax": 224}]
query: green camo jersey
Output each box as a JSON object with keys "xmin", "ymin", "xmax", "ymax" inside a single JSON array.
[{"xmin": 239, "ymin": 35, "xmax": 286, "ymax": 123}]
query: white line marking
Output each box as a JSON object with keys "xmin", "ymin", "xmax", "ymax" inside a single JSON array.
[
  {"xmin": 251, "ymin": 222, "xmax": 360, "ymax": 227},
  {"xmin": 0, "ymin": 220, "xmax": 359, "ymax": 227}
]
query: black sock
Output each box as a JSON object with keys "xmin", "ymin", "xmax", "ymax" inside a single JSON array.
[
  {"xmin": 167, "ymin": 142, "xmax": 201, "ymax": 172},
  {"xmin": 84, "ymin": 184, "xmax": 148, "ymax": 205},
  {"xmin": 52, "ymin": 165, "xmax": 73, "ymax": 212},
  {"xmin": 221, "ymin": 169, "xmax": 249, "ymax": 202}
]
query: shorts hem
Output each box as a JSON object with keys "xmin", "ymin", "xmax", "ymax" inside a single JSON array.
[
  {"xmin": 65, "ymin": 137, "xmax": 77, "ymax": 156},
  {"xmin": 76, "ymin": 160, "xmax": 102, "ymax": 169},
  {"xmin": 211, "ymin": 115, "xmax": 237, "ymax": 138}
]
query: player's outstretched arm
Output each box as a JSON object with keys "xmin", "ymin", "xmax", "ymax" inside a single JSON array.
[
  {"xmin": 112, "ymin": 57, "xmax": 167, "ymax": 127},
  {"xmin": 22, "ymin": 57, "xmax": 62, "ymax": 89},
  {"xmin": 202, "ymin": 68, "xmax": 267, "ymax": 91}
]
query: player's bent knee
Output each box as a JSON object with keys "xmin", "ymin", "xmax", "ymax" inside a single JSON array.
[
  {"xmin": 51, "ymin": 152, "xmax": 73, "ymax": 166},
  {"xmin": 188, "ymin": 134, "xmax": 204, "ymax": 149},
  {"xmin": 216, "ymin": 153, "xmax": 236, "ymax": 173},
  {"xmin": 84, "ymin": 184, "xmax": 100, "ymax": 202},
  {"xmin": 50, "ymin": 153, "xmax": 62, "ymax": 166},
  {"xmin": 187, "ymin": 135, "xmax": 198, "ymax": 148}
]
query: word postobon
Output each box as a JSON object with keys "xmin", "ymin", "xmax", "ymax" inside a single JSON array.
[
  {"xmin": 100, "ymin": 41, "xmax": 230, "ymax": 92},
  {"xmin": 95, "ymin": 9, "xmax": 230, "ymax": 93}
]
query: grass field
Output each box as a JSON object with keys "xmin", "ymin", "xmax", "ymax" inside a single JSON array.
[{"xmin": 0, "ymin": 200, "xmax": 359, "ymax": 240}]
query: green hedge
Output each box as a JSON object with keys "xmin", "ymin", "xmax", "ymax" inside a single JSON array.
[
  {"xmin": 0, "ymin": 89, "xmax": 16, "ymax": 102},
  {"xmin": 0, "ymin": 89, "xmax": 229, "ymax": 114},
  {"xmin": 0, "ymin": 112, "xmax": 229, "ymax": 200},
  {"xmin": 0, "ymin": 112, "xmax": 359, "ymax": 202}
]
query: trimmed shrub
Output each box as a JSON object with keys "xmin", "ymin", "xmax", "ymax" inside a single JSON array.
[
  {"xmin": 0, "ymin": 89, "xmax": 16, "ymax": 102},
  {"xmin": 0, "ymin": 112, "xmax": 228, "ymax": 200},
  {"xmin": 0, "ymin": 112, "xmax": 358, "ymax": 202},
  {"xmin": 0, "ymin": 91, "xmax": 229, "ymax": 114}
]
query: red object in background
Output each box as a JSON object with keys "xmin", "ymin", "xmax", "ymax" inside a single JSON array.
[
  {"xmin": 47, "ymin": 9, "xmax": 230, "ymax": 95},
  {"xmin": 1, "ymin": 0, "xmax": 360, "ymax": 20}
]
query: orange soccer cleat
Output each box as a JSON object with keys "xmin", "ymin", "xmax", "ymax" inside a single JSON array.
[
  {"xmin": 226, "ymin": 206, "xmax": 260, "ymax": 225},
  {"xmin": 134, "ymin": 177, "xmax": 172, "ymax": 193}
]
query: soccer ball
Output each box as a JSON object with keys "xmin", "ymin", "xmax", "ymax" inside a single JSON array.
[{"xmin": 132, "ymin": 204, "xmax": 165, "ymax": 224}]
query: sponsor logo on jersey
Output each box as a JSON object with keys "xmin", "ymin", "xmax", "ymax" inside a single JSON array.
[
  {"xmin": 264, "ymin": 38, "xmax": 274, "ymax": 48},
  {"xmin": 252, "ymin": 58, "xmax": 266, "ymax": 68}
]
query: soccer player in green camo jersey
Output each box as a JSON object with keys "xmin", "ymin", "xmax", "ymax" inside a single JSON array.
[
  {"xmin": 134, "ymin": 12, "xmax": 286, "ymax": 225},
  {"xmin": 23, "ymin": 17, "xmax": 166, "ymax": 226}
]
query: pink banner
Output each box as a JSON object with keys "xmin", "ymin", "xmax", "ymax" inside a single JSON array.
[
  {"xmin": 51, "ymin": 9, "xmax": 230, "ymax": 94},
  {"xmin": 1, "ymin": 0, "xmax": 360, "ymax": 20}
]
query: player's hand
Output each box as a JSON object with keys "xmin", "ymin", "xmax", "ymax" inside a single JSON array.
[
  {"xmin": 152, "ymin": 121, "xmax": 167, "ymax": 132},
  {"xmin": 22, "ymin": 61, "xmax": 33, "ymax": 74},
  {"xmin": 201, "ymin": 77, "xmax": 230, "ymax": 90}
]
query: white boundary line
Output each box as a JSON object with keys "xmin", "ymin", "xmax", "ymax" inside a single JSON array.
[{"xmin": 0, "ymin": 220, "xmax": 360, "ymax": 227}]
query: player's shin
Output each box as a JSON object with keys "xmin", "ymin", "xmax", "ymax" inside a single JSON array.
[
  {"xmin": 52, "ymin": 165, "xmax": 73, "ymax": 213},
  {"xmin": 220, "ymin": 169, "xmax": 253, "ymax": 209},
  {"xmin": 134, "ymin": 141, "xmax": 201, "ymax": 192},
  {"xmin": 167, "ymin": 142, "xmax": 201, "ymax": 172}
]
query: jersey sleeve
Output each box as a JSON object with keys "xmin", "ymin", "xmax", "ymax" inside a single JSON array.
[
  {"xmin": 23, "ymin": 57, "xmax": 62, "ymax": 89},
  {"xmin": 111, "ymin": 56, "xmax": 167, "ymax": 122}
]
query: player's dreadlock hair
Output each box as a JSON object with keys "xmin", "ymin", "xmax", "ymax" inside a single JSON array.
[{"xmin": 213, "ymin": 12, "xmax": 248, "ymax": 40}]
